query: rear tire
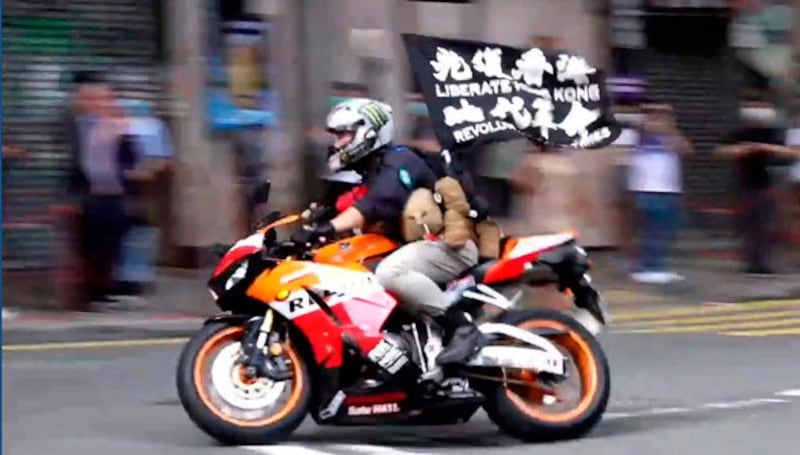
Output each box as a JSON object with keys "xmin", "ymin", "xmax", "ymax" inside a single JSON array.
[
  {"xmin": 176, "ymin": 322, "xmax": 312, "ymax": 445},
  {"xmin": 482, "ymin": 309, "xmax": 610, "ymax": 442}
]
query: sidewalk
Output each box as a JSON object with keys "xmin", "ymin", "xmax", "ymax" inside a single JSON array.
[{"xmin": 4, "ymin": 251, "xmax": 800, "ymax": 345}]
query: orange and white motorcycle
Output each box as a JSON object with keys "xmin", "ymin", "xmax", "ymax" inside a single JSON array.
[{"xmin": 176, "ymin": 184, "xmax": 610, "ymax": 446}]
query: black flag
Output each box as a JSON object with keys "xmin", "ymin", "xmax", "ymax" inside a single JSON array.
[{"xmin": 402, "ymin": 34, "xmax": 621, "ymax": 151}]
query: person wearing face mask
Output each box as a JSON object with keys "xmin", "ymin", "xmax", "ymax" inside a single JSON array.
[
  {"xmin": 718, "ymin": 98, "xmax": 800, "ymax": 274},
  {"xmin": 627, "ymin": 102, "xmax": 693, "ymax": 284}
]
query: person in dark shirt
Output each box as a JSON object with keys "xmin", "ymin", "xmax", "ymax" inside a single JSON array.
[
  {"xmin": 296, "ymin": 98, "xmax": 481, "ymax": 366},
  {"xmin": 719, "ymin": 102, "xmax": 799, "ymax": 274},
  {"xmin": 62, "ymin": 71, "xmax": 151, "ymax": 307}
]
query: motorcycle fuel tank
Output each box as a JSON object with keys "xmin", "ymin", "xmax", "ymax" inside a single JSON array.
[{"xmin": 313, "ymin": 233, "xmax": 398, "ymax": 266}]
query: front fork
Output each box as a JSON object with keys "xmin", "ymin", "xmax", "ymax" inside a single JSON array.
[{"xmin": 240, "ymin": 309, "xmax": 293, "ymax": 381}]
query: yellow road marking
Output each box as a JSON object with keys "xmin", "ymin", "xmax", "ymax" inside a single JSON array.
[
  {"xmin": 2, "ymin": 337, "xmax": 188, "ymax": 352},
  {"xmin": 724, "ymin": 327, "xmax": 800, "ymax": 337},
  {"xmin": 611, "ymin": 299, "xmax": 800, "ymax": 322},
  {"xmin": 603, "ymin": 290, "xmax": 668, "ymax": 304},
  {"xmin": 614, "ymin": 317, "xmax": 800, "ymax": 334},
  {"xmin": 612, "ymin": 309, "xmax": 800, "ymax": 328}
]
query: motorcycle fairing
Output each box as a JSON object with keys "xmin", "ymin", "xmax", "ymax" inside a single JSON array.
[
  {"xmin": 246, "ymin": 261, "xmax": 399, "ymax": 369},
  {"xmin": 481, "ymin": 232, "xmax": 577, "ymax": 284},
  {"xmin": 212, "ymin": 232, "xmax": 264, "ymax": 277}
]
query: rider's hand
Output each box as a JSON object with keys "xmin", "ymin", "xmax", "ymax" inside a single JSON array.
[
  {"xmin": 291, "ymin": 220, "xmax": 336, "ymax": 246},
  {"xmin": 301, "ymin": 203, "xmax": 335, "ymax": 224}
]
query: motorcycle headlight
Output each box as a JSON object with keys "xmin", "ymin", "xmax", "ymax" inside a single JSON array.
[{"xmin": 225, "ymin": 260, "xmax": 249, "ymax": 291}]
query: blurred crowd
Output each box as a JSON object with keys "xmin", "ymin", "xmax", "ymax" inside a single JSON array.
[{"xmin": 617, "ymin": 97, "xmax": 800, "ymax": 283}]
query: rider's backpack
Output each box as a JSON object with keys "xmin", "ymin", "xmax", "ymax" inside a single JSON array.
[
  {"xmin": 397, "ymin": 146, "xmax": 501, "ymax": 258},
  {"xmin": 395, "ymin": 146, "xmax": 490, "ymax": 220}
]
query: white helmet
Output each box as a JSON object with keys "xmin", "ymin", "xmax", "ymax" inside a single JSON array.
[{"xmin": 325, "ymin": 98, "xmax": 395, "ymax": 172}]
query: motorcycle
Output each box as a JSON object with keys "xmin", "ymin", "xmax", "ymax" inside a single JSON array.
[{"xmin": 176, "ymin": 181, "xmax": 610, "ymax": 445}]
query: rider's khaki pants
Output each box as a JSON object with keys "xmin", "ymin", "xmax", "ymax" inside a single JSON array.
[{"xmin": 375, "ymin": 240, "xmax": 478, "ymax": 316}]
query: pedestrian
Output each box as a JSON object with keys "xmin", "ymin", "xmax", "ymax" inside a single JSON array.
[
  {"xmin": 627, "ymin": 102, "xmax": 693, "ymax": 284},
  {"xmin": 718, "ymin": 98, "xmax": 800, "ymax": 274},
  {"xmin": 114, "ymin": 99, "xmax": 173, "ymax": 297},
  {"xmin": 62, "ymin": 71, "xmax": 148, "ymax": 309}
]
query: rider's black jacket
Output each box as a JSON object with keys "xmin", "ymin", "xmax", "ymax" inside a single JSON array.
[{"xmin": 353, "ymin": 146, "xmax": 439, "ymax": 240}]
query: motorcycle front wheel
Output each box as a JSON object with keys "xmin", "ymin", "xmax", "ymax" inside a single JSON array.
[
  {"xmin": 176, "ymin": 321, "xmax": 312, "ymax": 445},
  {"xmin": 482, "ymin": 309, "xmax": 611, "ymax": 442}
]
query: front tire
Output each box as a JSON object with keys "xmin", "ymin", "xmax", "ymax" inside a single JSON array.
[
  {"xmin": 482, "ymin": 309, "xmax": 610, "ymax": 442},
  {"xmin": 176, "ymin": 322, "xmax": 312, "ymax": 445}
]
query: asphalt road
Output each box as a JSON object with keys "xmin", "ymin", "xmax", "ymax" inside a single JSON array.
[{"xmin": 4, "ymin": 320, "xmax": 800, "ymax": 455}]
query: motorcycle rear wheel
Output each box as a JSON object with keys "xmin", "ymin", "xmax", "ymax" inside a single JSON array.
[
  {"xmin": 176, "ymin": 321, "xmax": 312, "ymax": 445},
  {"xmin": 482, "ymin": 309, "xmax": 610, "ymax": 441}
]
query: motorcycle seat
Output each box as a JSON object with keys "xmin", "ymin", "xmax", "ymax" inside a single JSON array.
[
  {"xmin": 461, "ymin": 258, "xmax": 497, "ymax": 283},
  {"xmin": 437, "ymin": 258, "xmax": 497, "ymax": 290}
]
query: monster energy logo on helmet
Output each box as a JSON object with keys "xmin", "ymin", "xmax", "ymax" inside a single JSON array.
[{"xmin": 360, "ymin": 103, "xmax": 390, "ymax": 129}]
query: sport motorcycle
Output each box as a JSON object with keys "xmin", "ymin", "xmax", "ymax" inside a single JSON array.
[{"xmin": 176, "ymin": 182, "xmax": 610, "ymax": 445}]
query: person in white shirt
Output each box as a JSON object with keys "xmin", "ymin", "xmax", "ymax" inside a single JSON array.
[{"xmin": 627, "ymin": 103, "xmax": 693, "ymax": 284}]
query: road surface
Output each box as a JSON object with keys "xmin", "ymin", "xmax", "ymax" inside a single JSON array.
[{"xmin": 4, "ymin": 301, "xmax": 800, "ymax": 455}]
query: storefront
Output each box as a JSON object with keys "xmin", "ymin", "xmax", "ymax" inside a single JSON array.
[{"xmin": 2, "ymin": 0, "xmax": 169, "ymax": 271}]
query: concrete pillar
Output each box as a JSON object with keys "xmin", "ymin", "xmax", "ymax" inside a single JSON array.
[
  {"xmin": 459, "ymin": 0, "xmax": 489, "ymax": 41},
  {"xmin": 260, "ymin": 0, "xmax": 306, "ymax": 210},
  {"xmin": 345, "ymin": 0, "xmax": 410, "ymax": 140},
  {"xmin": 168, "ymin": 0, "xmax": 240, "ymax": 257},
  {"xmin": 288, "ymin": 0, "xmax": 337, "ymax": 201}
]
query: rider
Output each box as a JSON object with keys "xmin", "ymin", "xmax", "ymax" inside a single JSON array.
[{"xmin": 295, "ymin": 98, "xmax": 484, "ymax": 365}]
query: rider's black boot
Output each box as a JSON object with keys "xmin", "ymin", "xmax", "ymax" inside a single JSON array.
[{"xmin": 435, "ymin": 309, "xmax": 484, "ymax": 366}]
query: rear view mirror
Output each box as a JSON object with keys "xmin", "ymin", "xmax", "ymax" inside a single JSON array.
[{"xmin": 252, "ymin": 181, "xmax": 272, "ymax": 205}]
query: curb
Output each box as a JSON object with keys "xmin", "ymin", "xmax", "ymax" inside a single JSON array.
[{"xmin": 1, "ymin": 313, "xmax": 205, "ymax": 346}]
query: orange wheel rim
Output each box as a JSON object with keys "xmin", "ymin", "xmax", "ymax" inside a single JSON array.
[
  {"xmin": 504, "ymin": 320, "xmax": 599, "ymax": 424},
  {"xmin": 192, "ymin": 326, "xmax": 305, "ymax": 427}
]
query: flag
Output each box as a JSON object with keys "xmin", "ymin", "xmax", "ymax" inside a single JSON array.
[{"xmin": 402, "ymin": 34, "xmax": 621, "ymax": 151}]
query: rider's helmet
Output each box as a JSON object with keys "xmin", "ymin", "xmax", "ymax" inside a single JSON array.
[{"xmin": 325, "ymin": 98, "xmax": 394, "ymax": 173}]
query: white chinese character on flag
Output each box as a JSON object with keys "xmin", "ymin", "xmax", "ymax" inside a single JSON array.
[
  {"xmin": 531, "ymin": 98, "xmax": 557, "ymax": 141},
  {"xmin": 471, "ymin": 47, "xmax": 512, "ymax": 79},
  {"xmin": 511, "ymin": 48, "xmax": 553, "ymax": 87},
  {"xmin": 490, "ymin": 96, "xmax": 532, "ymax": 129},
  {"xmin": 443, "ymin": 99, "xmax": 486, "ymax": 127},
  {"xmin": 558, "ymin": 101, "xmax": 600, "ymax": 137},
  {"xmin": 555, "ymin": 54, "xmax": 596, "ymax": 85},
  {"xmin": 430, "ymin": 47, "xmax": 473, "ymax": 82}
]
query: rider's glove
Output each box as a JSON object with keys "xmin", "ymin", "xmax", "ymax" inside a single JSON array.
[
  {"xmin": 291, "ymin": 220, "xmax": 336, "ymax": 246},
  {"xmin": 301, "ymin": 203, "xmax": 336, "ymax": 224}
]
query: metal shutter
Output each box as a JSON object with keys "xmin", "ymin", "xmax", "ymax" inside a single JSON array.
[{"xmin": 2, "ymin": 0, "xmax": 167, "ymax": 271}]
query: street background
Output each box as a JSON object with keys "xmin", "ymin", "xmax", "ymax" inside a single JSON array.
[{"xmin": 4, "ymin": 1, "xmax": 800, "ymax": 454}]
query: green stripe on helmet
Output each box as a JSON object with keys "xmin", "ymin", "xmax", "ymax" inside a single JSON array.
[{"xmin": 360, "ymin": 103, "xmax": 388, "ymax": 128}]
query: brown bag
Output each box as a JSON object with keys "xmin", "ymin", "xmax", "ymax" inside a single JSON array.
[
  {"xmin": 440, "ymin": 209, "xmax": 475, "ymax": 249},
  {"xmin": 434, "ymin": 177, "xmax": 471, "ymax": 216},
  {"xmin": 433, "ymin": 177, "xmax": 476, "ymax": 248},
  {"xmin": 475, "ymin": 218, "xmax": 502, "ymax": 258},
  {"xmin": 401, "ymin": 188, "xmax": 444, "ymax": 242}
]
